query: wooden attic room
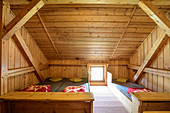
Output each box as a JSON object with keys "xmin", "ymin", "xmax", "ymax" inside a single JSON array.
[{"xmin": 0, "ymin": 0, "xmax": 170, "ymax": 113}]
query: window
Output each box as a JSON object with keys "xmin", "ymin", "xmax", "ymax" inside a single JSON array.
[
  {"xmin": 90, "ymin": 66, "xmax": 104, "ymax": 81},
  {"xmin": 88, "ymin": 63, "xmax": 108, "ymax": 86}
]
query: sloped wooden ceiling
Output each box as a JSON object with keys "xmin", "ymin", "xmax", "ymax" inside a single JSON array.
[{"xmin": 10, "ymin": 3, "xmax": 170, "ymax": 60}]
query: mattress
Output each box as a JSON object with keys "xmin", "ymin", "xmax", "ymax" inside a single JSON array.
[
  {"xmin": 37, "ymin": 78, "xmax": 67, "ymax": 92},
  {"xmin": 112, "ymin": 79, "xmax": 144, "ymax": 101},
  {"xmin": 37, "ymin": 78, "xmax": 90, "ymax": 92}
]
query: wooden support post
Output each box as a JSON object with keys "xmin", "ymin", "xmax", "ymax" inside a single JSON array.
[
  {"xmin": 133, "ymin": 32, "xmax": 169, "ymax": 83},
  {"xmin": 2, "ymin": 0, "xmax": 44, "ymax": 39},
  {"xmin": 138, "ymin": 0, "xmax": 170, "ymax": 37},
  {"xmin": 13, "ymin": 31, "xmax": 44, "ymax": 82},
  {"xmin": 0, "ymin": 0, "xmax": 3, "ymax": 95},
  {"xmin": 0, "ymin": 1, "xmax": 9, "ymax": 95}
]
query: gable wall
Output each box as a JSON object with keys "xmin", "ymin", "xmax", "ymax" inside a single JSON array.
[{"xmin": 49, "ymin": 60, "xmax": 129, "ymax": 79}]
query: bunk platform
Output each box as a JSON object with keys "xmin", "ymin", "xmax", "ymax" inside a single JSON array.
[
  {"xmin": 37, "ymin": 77, "xmax": 90, "ymax": 92},
  {"xmin": 0, "ymin": 92, "xmax": 94, "ymax": 113},
  {"xmin": 107, "ymin": 73, "xmax": 170, "ymax": 113}
]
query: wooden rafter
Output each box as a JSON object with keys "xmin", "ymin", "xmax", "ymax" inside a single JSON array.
[
  {"xmin": 37, "ymin": 12, "xmax": 61, "ymax": 59},
  {"xmin": 133, "ymin": 32, "xmax": 169, "ymax": 83},
  {"xmin": 111, "ymin": 6, "xmax": 137, "ymax": 58},
  {"xmin": 2, "ymin": 0, "xmax": 44, "ymax": 39},
  {"xmin": 138, "ymin": 0, "xmax": 170, "ymax": 37},
  {"xmin": 13, "ymin": 31, "xmax": 44, "ymax": 82}
]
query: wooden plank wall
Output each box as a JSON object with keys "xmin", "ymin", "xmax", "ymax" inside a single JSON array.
[
  {"xmin": 49, "ymin": 60, "xmax": 129, "ymax": 79},
  {"xmin": 129, "ymin": 26, "xmax": 170, "ymax": 92},
  {"xmin": 1, "ymin": 2, "xmax": 49, "ymax": 95}
]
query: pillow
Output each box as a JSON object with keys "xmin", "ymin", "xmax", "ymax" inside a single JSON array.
[
  {"xmin": 49, "ymin": 77, "xmax": 63, "ymax": 82},
  {"xmin": 69, "ymin": 78, "xmax": 83, "ymax": 82},
  {"xmin": 20, "ymin": 85, "xmax": 51, "ymax": 92},
  {"xmin": 116, "ymin": 78, "xmax": 128, "ymax": 83},
  {"xmin": 62, "ymin": 86, "xmax": 86, "ymax": 92},
  {"xmin": 127, "ymin": 88, "xmax": 154, "ymax": 94}
]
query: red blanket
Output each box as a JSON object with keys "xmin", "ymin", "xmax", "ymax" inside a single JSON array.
[
  {"xmin": 62, "ymin": 86, "xmax": 86, "ymax": 92},
  {"xmin": 127, "ymin": 88, "xmax": 153, "ymax": 94},
  {"xmin": 20, "ymin": 85, "xmax": 51, "ymax": 92}
]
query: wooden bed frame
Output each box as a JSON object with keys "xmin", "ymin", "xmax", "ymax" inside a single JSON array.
[
  {"xmin": 107, "ymin": 72, "xmax": 132, "ymax": 112},
  {"xmin": 0, "ymin": 92, "xmax": 94, "ymax": 113},
  {"xmin": 107, "ymin": 73, "xmax": 170, "ymax": 113}
]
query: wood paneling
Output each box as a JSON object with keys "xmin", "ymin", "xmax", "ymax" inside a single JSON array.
[
  {"xmin": 10, "ymin": 4, "xmax": 167, "ymax": 60},
  {"xmin": 129, "ymin": 26, "xmax": 170, "ymax": 92},
  {"xmin": 1, "ymin": 2, "xmax": 49, "ymax": 95},
  {"xmin": 49, "ymin": 60, "xmax": 129, "ymax": 79}
]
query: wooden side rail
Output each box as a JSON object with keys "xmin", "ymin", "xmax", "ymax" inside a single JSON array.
[
  {"xmin": 131, "ymin": 92, "xmax": 170, "ymax": 113},
  {"xmin": 7, "ymin": 64, "xmax": 49, "ymax": 77},
  {"xmin": 128, "ymin": 65, "xmax": 170, "ymax": 78},
  {"xmin": 0, "ymin": 92, "xmax": 94, "ymax": 113}
]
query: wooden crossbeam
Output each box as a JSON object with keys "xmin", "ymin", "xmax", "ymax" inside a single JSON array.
[
  {"xmin": 133, "ymin": 32, "xmax": 169, "ymax": 83},
  {"xmin": 13, "ymin": 31, "xmax": 44, "ymax": 82},
  {"xmin": 138, "ymin": 0, "xmax": 170, "ymax": 37},
  {"xmin": 111, "ymin": 6, "xmax": 137, "ymax": 58},
  {"xmin": 2, "ymin": 0, "xmax": 44, "ymax": 39},
  {"xmin": 8, "ymin": 64, "xmax": 49, "ymax": 77},
  {"xmin": 128, "ymin": 65, "xmax": 170, "ymax": 78},
  {"xmin": 37, "ymin": 12, "xmax": 61, "ymax": 59}
]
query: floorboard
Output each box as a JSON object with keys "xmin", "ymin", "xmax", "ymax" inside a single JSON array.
[{"xmin": 90, "ymin": 86, "xmax": 128, "ymax": 113}]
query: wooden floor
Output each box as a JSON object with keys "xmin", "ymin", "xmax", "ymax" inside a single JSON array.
[{"xmin": 90, "ymin": 86, "xmax": 128, "ymax": 113}]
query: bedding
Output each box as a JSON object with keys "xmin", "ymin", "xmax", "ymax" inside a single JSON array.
[
  {"xmin": 116, "ymin": 78, "xmax": 128, "ymax": 83},
  {"xmin": 69, "ymin": 78, "xmax": 83, "ymax": 82},
  {"xmin": 127, "ymin": 88, "xmax": 153, "ymax": 94},
  {"xmin": 37, "ymin": 77, "xmax": 67, "ymax": 92},
  {"xmin": 62, "ymin": 86, "xmax": 86, "ymax": 92},
  {"xmin": 20, "ymin": 85, "xmax": 51, "ymax": 92},
  {"xmin": 49, "ymin": 77, "xmax": 63, "ymax": 82},
  {"xmin": 56, "ymin": 78, "xmax": 90, "ymax": 92}
]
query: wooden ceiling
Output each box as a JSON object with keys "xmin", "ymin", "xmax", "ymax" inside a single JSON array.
[{"xmin": 10, "ymin": 3, "xmax": 170, "ymax": 60}]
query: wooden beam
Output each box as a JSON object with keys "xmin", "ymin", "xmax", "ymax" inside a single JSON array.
[
  {"xmin": 7, "ymin": 0, "xmax": 170, "ymax": 5},
  {"xmin": 128, "ymin": 65, "xmax": 170, "ymax": 78},
  {"xmin": 138, "ymin": 0, "xmax": 170, "ymax": 37},
  {"xmin": 2, "ymin": 0, "xmax": 44, "ymax": 39},
  {"xmin": 133, "ymin": 32, "xmax": 169, "ymax": 83},
  {"xmin": 13, "ymin": 30, "xmax": 44, "ymax": 82},
  {"xmin": 111, "ymin": 6, "xmax": 137, "ymax": 58},
  {"xmin": 36, "ymin": 12, "xmax": 61, "ymax": 59}
]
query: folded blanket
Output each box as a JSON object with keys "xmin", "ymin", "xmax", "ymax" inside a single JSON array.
[
  {"xmin": 127, "ymin": 87, "xmax": 153, "ymax": 94},
  {"xmin": 62, "ymin": 86, "xmax": 86, "ymax": 92},
  {"xmin": 20, "ymin": 85, "xmax": 51, "ymax": 92}
]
